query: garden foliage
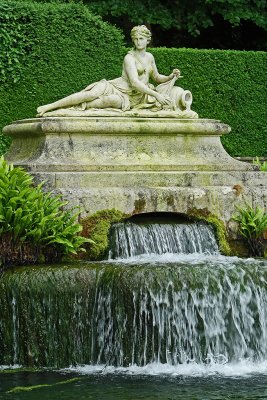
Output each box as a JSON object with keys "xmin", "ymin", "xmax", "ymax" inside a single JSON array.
[
  {"xmin": 87, "ymin": 0, "xmax": 267, "ymax": 43},
  {"xmin": 0, "ymin": 1, "xmax": 266, "ymax": 157},
  {"xmin": 15, "ymin": 0, "xmax": 267, "ymax": 50},
  {"xmin": 233, "ymin": 204, "xmax": 267, "ymax": 257},
  {"xmin": 0, "ymin": 157, "xmax": 89, "ymax": 266}
]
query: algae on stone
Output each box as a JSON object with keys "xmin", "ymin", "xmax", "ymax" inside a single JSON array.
[{"xmin": 80, "ymin": 209, "xmax": 128, "ymax": 260}]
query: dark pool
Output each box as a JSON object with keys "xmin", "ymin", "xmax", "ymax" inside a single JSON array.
[{"xmin": 1, "ymin": 366, "xmax": 267, "ymax": 400}]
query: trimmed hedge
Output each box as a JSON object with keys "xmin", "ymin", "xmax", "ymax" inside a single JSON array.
[
  {"xmin": 0, "ymin": 1, "xmax": 125, "ymax": 153},
  {"xmin": 151, "ymin": 48, "xmax": 267, "ymax": 157},
  {"xmin": 0, "ymin": 1, "xmax": 266, "ymax": 157}
]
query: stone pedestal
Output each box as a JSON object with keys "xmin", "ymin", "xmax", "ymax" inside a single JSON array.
[{"xmin": 3, "ymin": 116, "xmax": 267, "ymax": 233}]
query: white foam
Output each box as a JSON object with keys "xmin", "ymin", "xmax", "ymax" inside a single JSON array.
[
  {"xmin": 0, "ymin": 364, "xmax": 21, "ymax": 370},
  {"xmin": 107, "ymin": 253, "xmax": 264, "ymax": 266},
  {"xmin": 64, "ymin": 359, "xmax": 267, "ymax": 377},
  {"xmin": 2, "ymin": 360, "xmax": 267, "ymax": 377}
]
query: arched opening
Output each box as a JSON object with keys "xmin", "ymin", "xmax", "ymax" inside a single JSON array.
[
  {"xmin": 109, "ymin": 211, "xmax": 219, "ymax": 259},
  {"xmin": 127, "ymin": 211, "xmax": 192, "ymax": 225}
]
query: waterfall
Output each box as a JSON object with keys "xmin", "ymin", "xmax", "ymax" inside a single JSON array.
[
  {"xmin": 109, "ymin": 222, "xmax": 219, "ymax": 259},
  {"xmin": 1, "ymin": 260, "xmax": 267, "ymax": 368}
]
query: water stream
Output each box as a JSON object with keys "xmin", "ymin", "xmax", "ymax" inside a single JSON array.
[
  {"xmin": 109, "ymin": 221, "xmax": 219, "ymax": 258},
  {"xmin": 1, "ymin": 221, "xmax": 267, "ymax": 398}
]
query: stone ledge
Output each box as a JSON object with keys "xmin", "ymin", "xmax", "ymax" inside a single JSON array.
[
  {"xmin": 18, "ymin": 163, "xmax": 259, "ymax": 172},
  {"xmin": 29, "ymin": 170, "xmax": 266, "ymax": 189},
  {"xmin": 3, "ymin": 117, "xmax": 255, "ymax": 172},
  {"xmin": 3, "ymin": 117, "xmax": 230, "ymax": 136}
]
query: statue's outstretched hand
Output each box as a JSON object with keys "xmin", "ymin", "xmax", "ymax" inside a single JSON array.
[
  {"xmin": 170, "ymin": 69, "xmax": 182, "ymax": 80},
  {"xmin": 173, "ymin": 69, "xmax": 180, "ymax": 76}
]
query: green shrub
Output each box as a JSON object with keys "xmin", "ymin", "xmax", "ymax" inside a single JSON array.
[
  {"xmin": 0, "ymin": 157, "xmax": 89, "ymax": 267},
  {"xmin": 151, "ymin": 48, "xmax": 267, "ymax": 157},
  {"xmin": 233, "ymin": 204, "xmax": 267, "ymax": 257}
]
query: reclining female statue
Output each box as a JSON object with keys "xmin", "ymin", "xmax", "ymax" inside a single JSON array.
[{"xmin": 37, "ymin": 25, "xmax": 197, "ymax": 118}]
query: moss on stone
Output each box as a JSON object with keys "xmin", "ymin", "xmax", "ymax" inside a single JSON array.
[
  {"xmin": 79, "ymin": 207, "xmax": 232, "ymax": 259},
  {"xmin": 187, "ymin": 208, "xmax": 231, "ymax": 255},
  {"xmin": 79, "ymin": 209, "xmax": 128, "ymax": 260},
  {"xmin": 134, "ymin": 197, "xmax": 146, "ymax": 213},
  {"xmin": 166, "ymin": 194, "xmax": 175, "ymax": 208}
]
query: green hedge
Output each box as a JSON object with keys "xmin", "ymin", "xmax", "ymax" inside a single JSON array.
[
  {"xmin": 0, "ymin": 1, "xmax": 125, "ymax": 154},
  {"xmin": 151, "ymin": 48, "xmax": 267, "ymax": 157},
  {"xmin": 0, "ymin": 1, "xmax": 266, "ymax": 157}
]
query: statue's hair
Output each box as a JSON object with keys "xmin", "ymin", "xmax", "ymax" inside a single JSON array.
[{"xmin": 130, "ymin": 25, "xmax": 152, "ymax": 41}]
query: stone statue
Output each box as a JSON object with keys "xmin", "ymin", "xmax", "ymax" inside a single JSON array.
[{"xmin": 37, "ymin": 25, "xmax": 198, "ymax": 118}]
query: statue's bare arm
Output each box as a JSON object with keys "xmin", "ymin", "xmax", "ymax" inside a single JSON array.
[{"xmin": 150, "ymin": 54, "xmax": 180, "ymax": 83}]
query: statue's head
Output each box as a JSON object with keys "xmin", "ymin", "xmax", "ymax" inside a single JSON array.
[{"xmin": 130, "ymin": 25, "xmax": 152, "ymax": 44}]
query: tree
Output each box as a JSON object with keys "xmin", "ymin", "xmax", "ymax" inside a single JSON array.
[{"xmin": 86, "ymin": 0, "xmax": 267, "ymax": 50}]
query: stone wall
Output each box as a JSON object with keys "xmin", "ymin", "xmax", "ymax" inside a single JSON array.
[{"xmin": 3, "ymin": 116, "xmax": 267, "ymax": 255}]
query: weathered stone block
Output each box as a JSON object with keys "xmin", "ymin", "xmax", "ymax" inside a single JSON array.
[{"xmin": 3, "ymin": 116, "xmax": 267, "ymax": 241}]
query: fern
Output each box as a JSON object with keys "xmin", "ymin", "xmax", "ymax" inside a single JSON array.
[
  {"xmin": 0, "ymin": 157, "xmax": 91, "ymax": 266},
  {"xmin": 233, "ymin": 204, "xmax": 267, "ymax": 257}
]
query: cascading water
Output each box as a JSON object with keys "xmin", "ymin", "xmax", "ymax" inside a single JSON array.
[
  {"xmin": 109, "ymin": 221, "xmax": 219, "ymax": 258},
  {"xmin": 1, "ymin": 221, "xmax": 267, "ymax": 375},
  {"xmin": 1, "ymin": 261, "xmax": 267, "ymax": 368}
]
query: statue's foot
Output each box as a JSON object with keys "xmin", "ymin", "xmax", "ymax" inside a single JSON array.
[{"xmin": 36, "ymin": 105, "xmax": 49, "ymax": 117}]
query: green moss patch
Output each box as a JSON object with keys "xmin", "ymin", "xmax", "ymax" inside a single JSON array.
[{"xmin": 80, "ymin": 209, "xmax": 128, "ymax": 260}]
